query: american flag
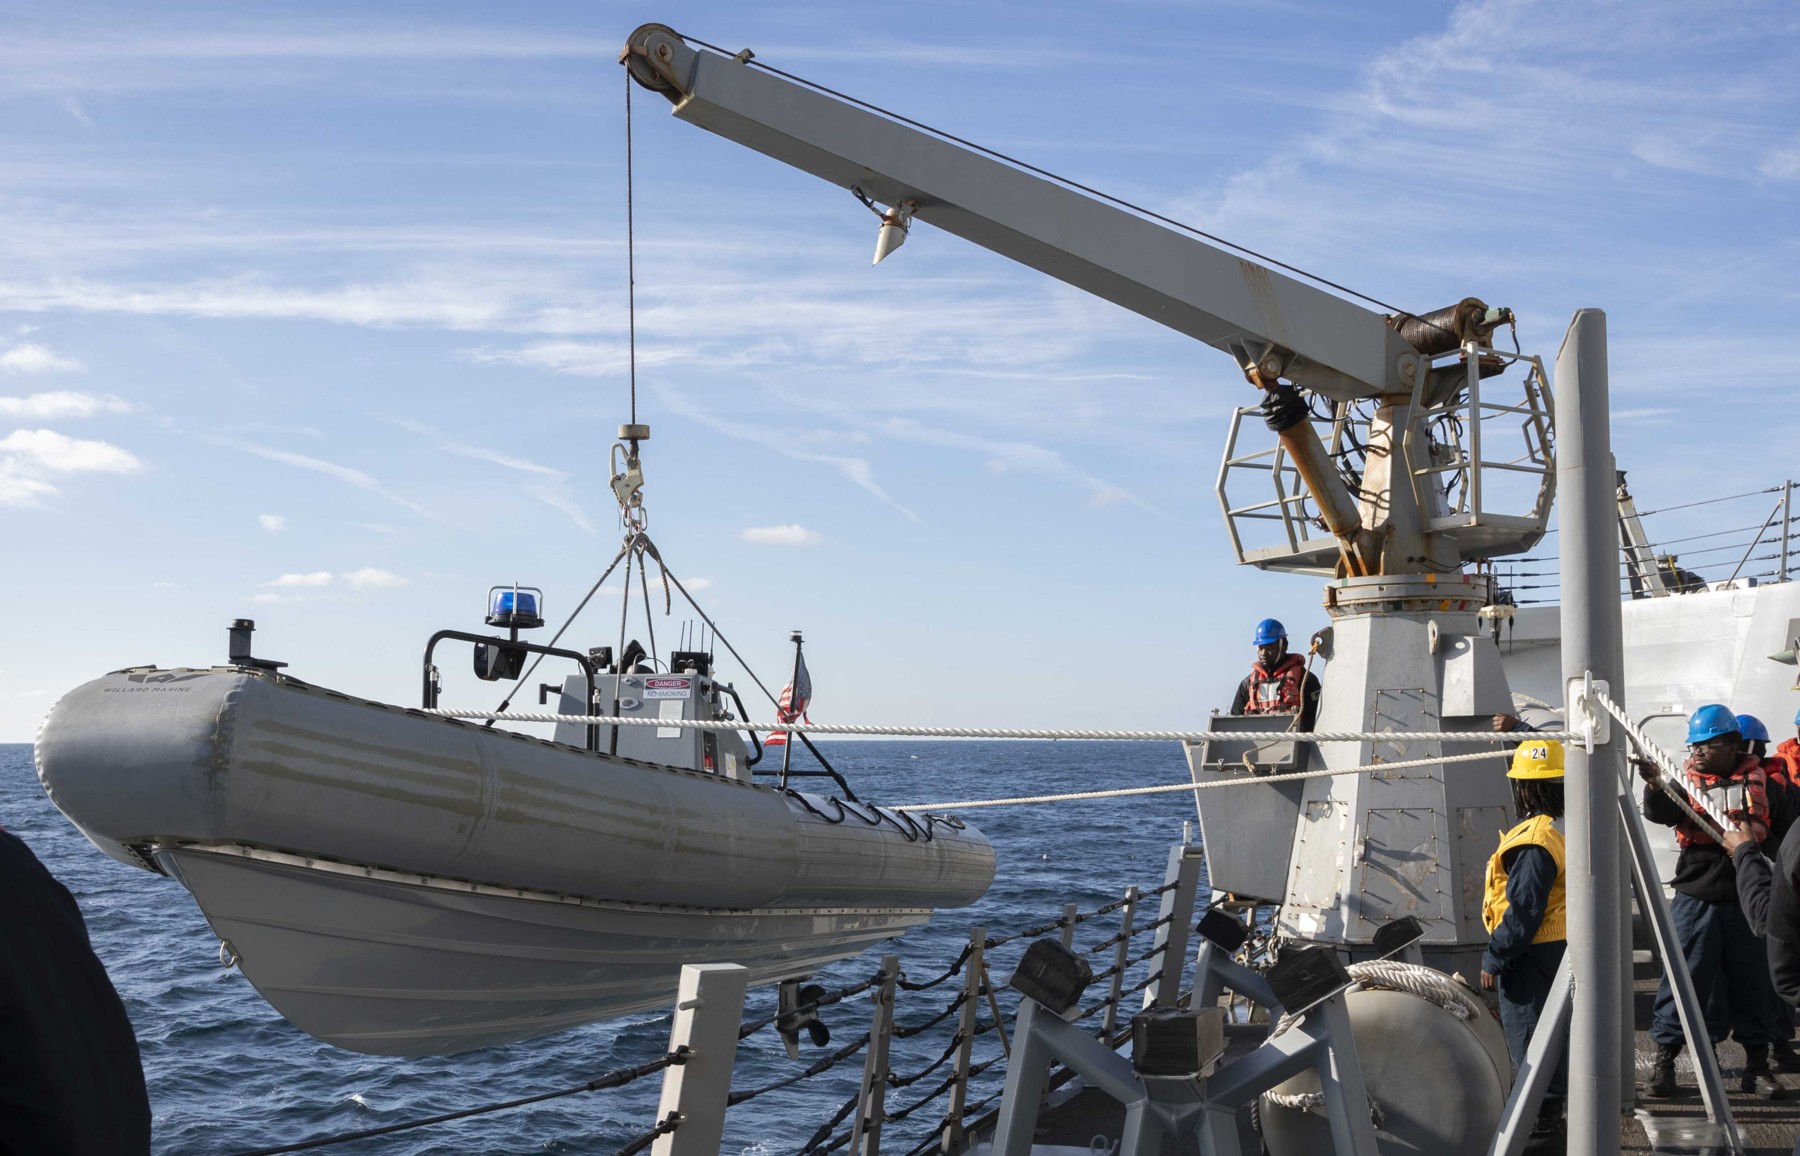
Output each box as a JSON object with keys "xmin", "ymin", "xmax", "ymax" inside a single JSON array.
[{"xmin": 765, "ymin": 651, "xmax": 813, "ymax": 747}]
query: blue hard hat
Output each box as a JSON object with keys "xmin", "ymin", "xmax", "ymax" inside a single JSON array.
[
  {"xmin": 1737, "ymin": 714, "xmax": 1771, "ymax": 743},
  {"xmin": 1687, "ymin": 704, "xmax": 1741, "ymax": 745},
  {"xmin": 1253, "ymin": 618, "xmax": 1287, "ymax": 646},
  {"xmin": 1795, "ymin": 703, "xmax": 1800, "ymax": 727}
]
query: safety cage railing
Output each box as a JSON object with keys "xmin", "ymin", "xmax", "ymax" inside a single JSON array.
[{"xmin": 1216, "ymin": 341, "xmax": 1554, "ymax": 575}]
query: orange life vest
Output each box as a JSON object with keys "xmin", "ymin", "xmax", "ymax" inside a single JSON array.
[
  {"xmin": 1244, "ymin": 653, "xmax": 1307, "ymax": 715},
  {"xmin": 1673, "ymin": 753, "xmax": 1769, "ymax": 850},
  {"xmin": 1768, "ymin": 739, "xmax": 1800, "ymax": 790}
]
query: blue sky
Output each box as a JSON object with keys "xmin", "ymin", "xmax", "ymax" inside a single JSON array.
[{"xmin": 3, "ymin": 0, "xmax": 1798, "ymax": 742}]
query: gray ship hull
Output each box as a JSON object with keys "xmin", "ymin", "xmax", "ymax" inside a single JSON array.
[{"xmin": 36, "ymin": 667, "xmax": 993, "ymax": 1055}]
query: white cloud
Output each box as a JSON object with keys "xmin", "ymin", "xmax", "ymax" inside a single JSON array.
[
  {"xmin": 0, "ymin": 390, "xmax": 129, "ymax": 418},
  {"xmin": 0, "ymin": 469, "xmax": 59, "ymax": 508},
  {"xmin": 0, "ymin": 275, "xmax": 568, "ymax": 333},
  {"xmin": 258, "ymin": 513, "xmax": 286, "ymax": 531},
  {"xmin": 1760, "ymin": 138, "xmax": 1800, "ymax": 181},
  {"xmin": 741, "ymin": 524, "xmax": 822, "ymax": 546},
  {"xmin": 0, "ymin": 428, "xmax": 140, "ymax": 474},
  {"xmin": 262, "ymin": 571, "xmax": 332, "ymax": 587},
  {"xmin": 0, "ymin": 343, "xmax": 84, "ymax": 374},
  {"xmin": 343, "ymin": 567, "xmax": 408, "ymax": 588}
]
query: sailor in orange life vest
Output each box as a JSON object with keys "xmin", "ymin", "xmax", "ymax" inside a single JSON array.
[
  {"xmin": 1479, "ymin": 738, "xmax": 1569, "ymax": 1144},
  {"xmin": 1229, "ymin": 619, "xmax": 1322, "ymax": 732},
  {"xmin": 1742, "ymin": 710, "xmax": 1800, "ymax": 1072},
  {"xmin": 1636, "ymin": 704, "xmax": 1784, "ymax": 1100}
]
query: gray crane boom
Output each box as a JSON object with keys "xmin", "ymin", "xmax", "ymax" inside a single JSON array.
[{"xmin": 623, "ymin": 25, "xmax": 1429, "ymax": 403}]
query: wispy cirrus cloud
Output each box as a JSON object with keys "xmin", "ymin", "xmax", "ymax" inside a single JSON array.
[
  {"xmin": 262, "ymin": 571, "xmax": 332, "ymax": 587},
  {"xmin": 876, "ymin": 416, "xmax": 1165, "ymax": 516},
  {"xmin": 386, "ymin": 418, "xmax": 593, "ymax": 531},
  {"xmin": 224, "ymin": 440, "xmax": 436, "ymax": 520}
]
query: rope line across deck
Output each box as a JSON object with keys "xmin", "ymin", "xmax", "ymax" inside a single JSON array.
[{"xmin": 422, "ymin": 707, "xmax": 1577, "ymax": 746}]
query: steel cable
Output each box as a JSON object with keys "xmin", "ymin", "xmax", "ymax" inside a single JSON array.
[
  {"xmin": 228, "ymin": 1051, "xmax": 685, "ymax": 1156},
  {"xmin": 727, "ymin": 1033, "xmax": 872, "ymax": 1106},
  {"xmin": 737, "ymin": 971, "xmax": 883, "ymax": 1039},
  {"xmin": 615, "ymin": 1112, "xmax": 682, "ymax": 1156},
  {"xmin": 893, "ymin": 992, "xmax": 968, "ymax": 1038}
]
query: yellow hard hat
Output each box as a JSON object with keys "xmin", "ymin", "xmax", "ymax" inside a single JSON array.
[{"xmin": 1508, "ymin": 739, "xmax": 1565, "ymax": 780}]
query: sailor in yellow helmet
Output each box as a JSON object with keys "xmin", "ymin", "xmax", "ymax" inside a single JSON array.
[{"xmin": 1480, "ymin": 738, "xmax": 1569, "ymax": 1146}]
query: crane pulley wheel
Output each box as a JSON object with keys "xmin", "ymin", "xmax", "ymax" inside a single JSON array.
[{"xmin": 621, "ymin": 23, "xmax": 682, "ymax": 93}]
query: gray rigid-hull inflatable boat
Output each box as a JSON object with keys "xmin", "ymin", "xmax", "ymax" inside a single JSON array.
[{"xmin": 36, "ymin": 657, "xmax": 994, "ymax": 1056}]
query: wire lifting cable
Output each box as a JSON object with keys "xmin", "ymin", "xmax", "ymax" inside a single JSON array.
[{"xmin": 625, "ymin": 68, "xmax": 638, "ymax": 425}]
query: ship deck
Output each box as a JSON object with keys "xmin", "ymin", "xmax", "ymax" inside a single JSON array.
[{"xmin": 974, "ymin": 951, "xmax": 1800, "ymax": 1154}]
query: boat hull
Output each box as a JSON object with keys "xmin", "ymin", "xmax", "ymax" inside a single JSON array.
[
  {"xmin": 158, "ymin": 843, "xmax": 926, "ymax": 1055},
  {"xmin": 36, "ymin": 667, "xmax": 993, "ymax": 1054}
]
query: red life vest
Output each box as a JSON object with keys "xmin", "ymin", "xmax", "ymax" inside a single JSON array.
[
  {"xmin": 1244, "ymin": 653, "xmax": 1308, "ymax": 715},
  {"xmin": 1768, "ymin": 739, "xmax": 1800, "ymax": 791},
  {"xmin": 1673, "ymin": 752, "xmax": 1770, "ymax": 850},
  {"xmin": 1765, "ymin": 740, "xmax": 1800, "ymax": 840}
]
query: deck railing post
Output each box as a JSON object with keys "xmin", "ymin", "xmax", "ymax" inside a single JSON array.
[
  {"xmin": 651, "ymin": 963, "xmax": 749, "ymax": 1156},
  {"xmin": 939, "ymin": 928, "xmax": 986, "ymax": 1154},
  {"xmin": 1100, "ymin": 886, "xmax": 1138, "ymax": 1040},
  {"xmin": 1783, "ymin": 479, "xmax": 1793, "ymax": 583},
  {"xmin": 1554, "ymin": 308, "xmax": 1625, "ymax": 1156},
  {"xmin": 1059, "ymin": 903, "xmax": 1078, "ymax": 951},
  {"xmin": 851, "ymin": 954, "xmax": 901, "ymax": 1156},
  {"xmin": 1144, "ymin": 841, "xmax": 1204, "ymax": 1008}
]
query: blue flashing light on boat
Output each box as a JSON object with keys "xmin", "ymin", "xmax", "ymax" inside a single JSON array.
[{"xmin": 485, "ymin": 585, "xmax": 545, "ymax": 630}]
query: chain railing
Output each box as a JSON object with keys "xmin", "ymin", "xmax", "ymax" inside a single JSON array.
[
  {"xmin": 713, "ymin": 869, "xmax": 1196, "ymax": 1155},
  {"xmin": 1497, "ymin": 480, "xmax": 1796, "ymax": 607}
]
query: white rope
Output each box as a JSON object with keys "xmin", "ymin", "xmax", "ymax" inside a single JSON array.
[
  {"xmin": 1264, "ymin": 962, "xmax": 1485, "ymax": 1112},
  {"xmin": 1509, "ymin": 691, "xmax": 1560, "ymax": 713},
  {"xmin": 1589, "ymin": 688, "xmax": 1731, "ymax": 836},
  {"xmin": 892, "ymin": 749, "xmax": 1516, "ymax": 812},
  {"xmin": 418, "ymin": 709, "xmax": 1576, "ymax": 746}
]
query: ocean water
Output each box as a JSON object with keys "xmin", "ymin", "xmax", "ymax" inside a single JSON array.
[{"xmin": 0, "ymin": 739, "xmax": 1203, "ymax": 1155}]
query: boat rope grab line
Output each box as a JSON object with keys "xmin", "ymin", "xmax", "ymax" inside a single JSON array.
[
  {"xmin": 419, "ymin": 709, "xmax": 1578, "ymax": 746},
  {"xmin": 891, "ymin": 749, "xmax": 1519, "ymax": 812}
]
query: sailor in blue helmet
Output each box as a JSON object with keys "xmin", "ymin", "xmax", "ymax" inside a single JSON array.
[
  {"xmin": 1638, "ymin": 704, "xmax": 1783, "ymax": 1099},
  {"xmin": 1230, "ymin": 618, "xmax": 1322, "ymax": 732}
]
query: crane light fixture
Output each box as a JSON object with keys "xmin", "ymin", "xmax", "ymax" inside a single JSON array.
[{"xmin": 872, "ymin": 200, "xmax": 916, "ymax": 265}]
